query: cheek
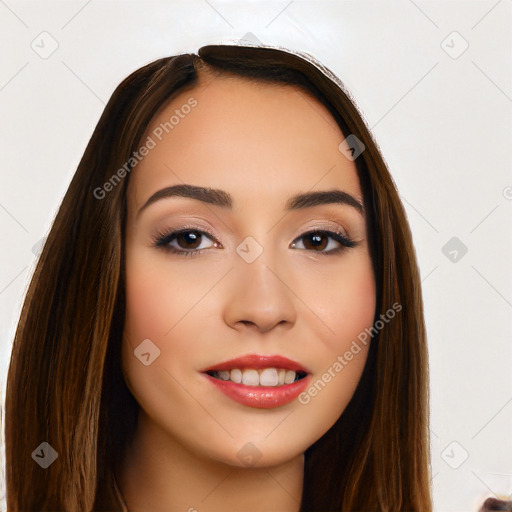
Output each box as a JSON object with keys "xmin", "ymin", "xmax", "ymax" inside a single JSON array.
[
  {"xmin": 293, "ymin": 253, "xmax": 375, "ymax": 419},
  {"xmin": 120, "ymin": 252, "xmax": 183, "ymax": 393},
  {"xmin": 330, "ymin": 263, "xmax": 376, "ymax": 348},
  {"xmin": 297, "ymin": 251, "xmax": 376, "ymax": 353},
  {"xmin": 120, "ymin": 252, "xmax": 198, "ymax": 419},
  {"xmin": 122, "ymin": 250, "xmax": 194, "ymax": 343},
  {"xmin": 120, "ymin": 244, "xmax": 219, "ymax": 386}
]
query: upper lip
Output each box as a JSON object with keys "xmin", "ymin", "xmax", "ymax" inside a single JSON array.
[{"xmin": 201, "ymin": 354, "xmax": 310, "ymax": 373}]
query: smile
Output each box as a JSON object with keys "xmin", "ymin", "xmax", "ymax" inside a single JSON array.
[
  {"xmin": 206, "ymin": 368, "xmax": 307, "ymax": 386},
  {"xmin": 201, "ymin": 354, "xmax": 311, "ymax": 409}
]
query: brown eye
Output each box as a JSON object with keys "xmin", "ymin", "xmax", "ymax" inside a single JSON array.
[
  {"xmin": 153, "ymin": 228, "xmax": 218, "ymax": 257},
  {"xmin": 174, "ymin": 231, "xmax": 202, "ymax": 250},
  {"xmin": 291, "ymin": 230, "xmax": 356, "ymax": 255},
  {"xmin": 302, "ymin": 233, "xmax": 329, "ymax": 251}
]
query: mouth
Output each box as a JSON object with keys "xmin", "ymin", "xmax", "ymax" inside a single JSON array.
[
  {"xmin": 205, "ymin": 368, "xmax": 308, "ymax": 386},
  {"xmin": 200, "ymin": 354, "xmax": 311, "ymax": 409}
]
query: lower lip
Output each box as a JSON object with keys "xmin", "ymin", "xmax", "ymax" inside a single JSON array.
[{"xmin": 203, "ymin": 373, "xmax": 311, "ymax": 409}]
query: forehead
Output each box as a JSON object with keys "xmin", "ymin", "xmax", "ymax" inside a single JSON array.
[{"xmin": 127, "ymin": 74, "xmax": 362, "ymax": 212}]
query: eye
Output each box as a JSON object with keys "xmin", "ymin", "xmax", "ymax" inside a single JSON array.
[
  {"xmin": 152, "ymin": 227, "xmax": 219, "ymax": 257},
  {"xmin": 290, "ymin": 229, "xmax": 356, "ymax": 255},
  {"xmin": 152, "ymin": 227, "xmax": 357, "ymax": 257}
]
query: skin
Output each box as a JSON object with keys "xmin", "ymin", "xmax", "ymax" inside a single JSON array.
[{"xmin": 118, "ymin": 71, "xmax": 376, "ymax": 512}]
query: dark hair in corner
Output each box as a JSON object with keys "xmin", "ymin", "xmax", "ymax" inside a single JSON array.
[{"xmin": 4, "ymin": 44, "xmax": 432, "ymax": 511}]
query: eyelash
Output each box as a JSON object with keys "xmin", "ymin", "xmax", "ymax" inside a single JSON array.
[{"xmin": 152, "ymin": 224, "xmax": 357, "ymax": 258}]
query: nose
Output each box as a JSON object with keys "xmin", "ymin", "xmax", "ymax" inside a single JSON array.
[{"xmin": 222, "ymin": 253, "xmax": 297, "ymax": 335}]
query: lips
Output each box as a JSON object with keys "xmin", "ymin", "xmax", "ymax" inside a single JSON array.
[
  {"xmin": 200, "ymin": 354, "xmax": 311, "ymax": 409},
  {"xmin": 201, "ymin": 354, "xmax": 310, "ymax": 373}
]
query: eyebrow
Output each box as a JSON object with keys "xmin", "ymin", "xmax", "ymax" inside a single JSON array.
[{"xmin": 136, "ymin": 184, "xmax": 364, "ymax": 218}]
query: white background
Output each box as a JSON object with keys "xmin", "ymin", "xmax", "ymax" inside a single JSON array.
[{"xmin": 0, "ymin": 1, "xmax": 511, "ymax": 511}]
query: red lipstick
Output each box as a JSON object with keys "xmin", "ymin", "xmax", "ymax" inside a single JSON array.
[
  {"xmin": 200, "ymin": 354, "xmax": 311, "ymax": 409},
  {"xmin": 201, "ymin": 354, "xmax": 310, "ymax": 373}
]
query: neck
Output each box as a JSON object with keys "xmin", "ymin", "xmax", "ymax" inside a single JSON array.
[{"xmin": 117, "ymin": 411, "xmax": 304, "ymax": 512}]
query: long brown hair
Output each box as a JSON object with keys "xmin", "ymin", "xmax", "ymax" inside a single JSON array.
[{"xmin": 4, "ymin": 44, "xmax": 432, "ymax": 511}]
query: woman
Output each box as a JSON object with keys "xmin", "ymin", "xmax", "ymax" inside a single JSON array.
[{"xmin": 5, "ymin": 43, "xmax": 432, "ymax": 511}]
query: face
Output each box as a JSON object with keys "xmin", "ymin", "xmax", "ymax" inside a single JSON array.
[{"xmin": 121, "ymin": 71, "xmax": 376, "ymax": 468}]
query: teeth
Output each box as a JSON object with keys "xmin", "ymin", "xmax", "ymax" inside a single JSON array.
[
  {"xmin": 212, "ymin": 368, "xmax": 301, "ymax": 386},
  {"xmin": 230, "ymin": 369, "xmax": 242, "ymax": 383},
  {"xmin": 260, "ymin": 368, "xmax": 278, "ymax": 386},
  {"xmin": 241, "ymin": 369, "xmax": 259, "ymax": 386},
  {"xmin": 284, "ymin": 370, "xmax": 296, "ymax": 384}
]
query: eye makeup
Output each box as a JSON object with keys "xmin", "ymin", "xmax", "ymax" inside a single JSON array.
[{"xmin": 151, "ymin": 223, "xmax": 358, "ymax": 258}]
